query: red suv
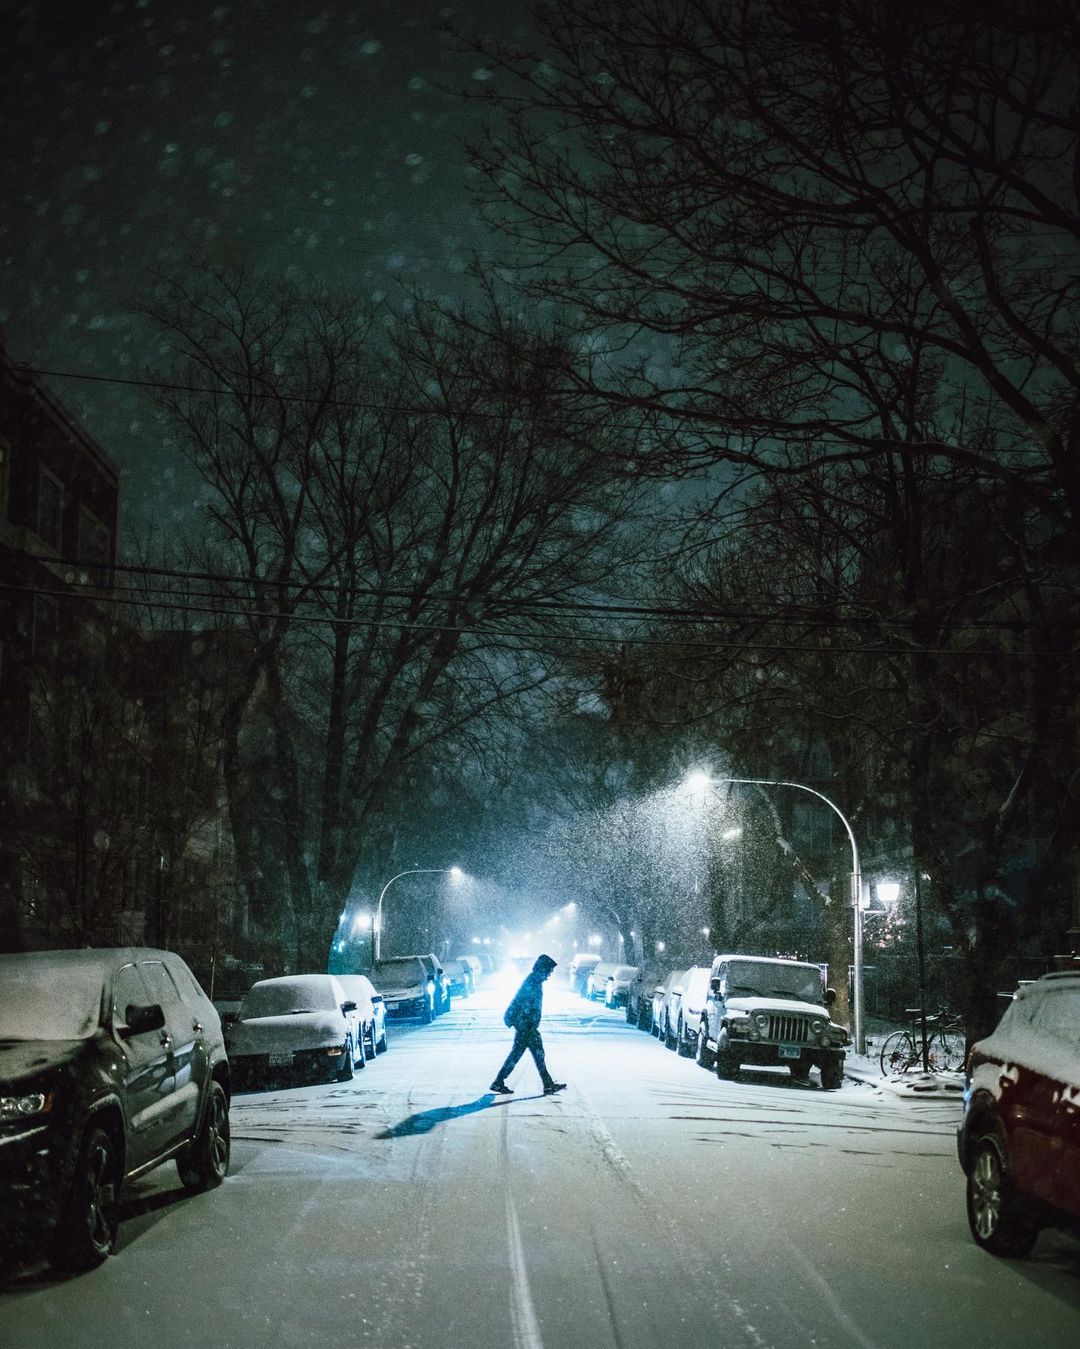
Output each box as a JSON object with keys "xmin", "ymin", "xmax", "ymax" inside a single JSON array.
[{"xmin": 957, "ymin": 970, "xmax": 1080, "ymax": 1256}]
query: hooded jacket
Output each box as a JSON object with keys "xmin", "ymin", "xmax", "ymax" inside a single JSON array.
[{"xmin": 503, "ymin": 955, "xmax": 557, "ymax": 1031}]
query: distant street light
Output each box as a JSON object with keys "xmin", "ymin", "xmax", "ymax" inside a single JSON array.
[
  {"xmin": 684, "ymin": 771, "xmax": 867, "ymax": 1055},
  {"xmin": 588, "ymin": 933, "xmax": 602, "ymax": 947},
  {"xmin": 352, "ymin": 911, "xmax": 373, "ymax": 935},
  {"xmin": 374, "ymin": 866, "xmax": 465, "ymax": 961}
]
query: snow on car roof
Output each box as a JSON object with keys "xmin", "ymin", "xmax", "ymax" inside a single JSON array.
[
  {"xmin": 240, "ymin": 974, "xmax": 345, "ymax": 1017},
  {"xmin": 0, "ymin": 948, "xmax": 190, "ymax": 1041}
]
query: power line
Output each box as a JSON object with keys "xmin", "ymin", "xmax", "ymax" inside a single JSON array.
[
  {"xmin": 8, "ymin": 549, "xmax": 1076, "ymax": 636},
  {"xmin": 2, "ymin": 578, "xmax": 1072, "ymax": 660},
  {"xmin": 5, "ymin": 361, "xmax": 1058, "ymax": 461}
]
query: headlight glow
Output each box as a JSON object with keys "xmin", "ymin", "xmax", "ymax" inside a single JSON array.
[{"xmin": 1, "ymin": 1091, "xmax": 53, "ymax": 1119}]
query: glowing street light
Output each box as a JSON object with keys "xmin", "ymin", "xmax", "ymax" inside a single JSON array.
[
  {"xmin": 877, "ymin": 880, "xmax": 901, "ymax": 907},
  {"xmin": 685, "ymin": 771, "xmax": 867, "ymax": 1055},
  {"xmin": 374, "ymin": 866, "xmax": 466, "ymax": 961}
]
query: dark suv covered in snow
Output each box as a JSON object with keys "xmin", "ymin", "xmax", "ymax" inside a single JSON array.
[
  {"xmin": 0, "ymin": 947, "xmax": 230, "ymax": 1271},
  {"xmin": 696, "ymin": 954, "xmax": 848, "ymax": 1089}
]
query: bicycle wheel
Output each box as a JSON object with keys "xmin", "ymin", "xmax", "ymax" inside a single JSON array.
[
  {"xmin": 879, "ymin": 1030, "xmax": 917, "ymax": 1075},
  {"xmin": 931, "ymin": 1029, "xmax": 966, "ymax": 1072}
]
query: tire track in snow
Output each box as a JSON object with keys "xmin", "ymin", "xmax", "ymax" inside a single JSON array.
[
  {"xmin": 500, "ymin": 1105, "xmax": 545, "ymax": 1349},
  {"xmin": 573, "ymin": 1077, "xmax": 770, "ymax": 1348}
]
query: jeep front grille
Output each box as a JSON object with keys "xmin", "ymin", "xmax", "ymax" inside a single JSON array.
[{"xmin": 767, "ymin": 1014, "xmax": 810, "ymax": 1043}]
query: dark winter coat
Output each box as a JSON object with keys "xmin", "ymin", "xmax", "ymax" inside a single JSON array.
[{"xmin": 504, "ymin": 971, "xmax": 545, "ymax": 1031}]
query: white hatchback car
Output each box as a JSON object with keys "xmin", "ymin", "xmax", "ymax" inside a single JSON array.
[{"xmin": 225, "ymin": 973, "xmax": 365, "ymax": 1084}]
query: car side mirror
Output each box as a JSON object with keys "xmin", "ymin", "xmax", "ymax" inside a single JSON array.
[
  {"xmin": 341, "ymin": 1001, "xmax": 357, "ymax": 1014},
  {"xmin": 824, "ymin": 987, "xmax": 837, "ymax": 1007},
  {"xmin": 710, "ymin": 977, "xmax": 722, "ymax": 995},
  {"xmin": 672, "ymin": 984, "xmax": 684, "ymax": 996},
  {"xmin": 120, "ymin": 1002, "xmax": 165, "ymax": 1038}
]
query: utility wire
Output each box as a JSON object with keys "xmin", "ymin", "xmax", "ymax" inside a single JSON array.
[
  {"xmin": 9, "ymin": 549, "xmax": 1076, "ymax": 635},
  {"xmin": 1, "ymin": 579, "xmax": 1070, "ymax": 660}
]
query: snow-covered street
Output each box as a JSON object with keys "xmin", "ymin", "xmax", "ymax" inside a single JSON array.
[{"xmin": 3, "ymin": 980, "xmax": 1079, "ymax": 1349}]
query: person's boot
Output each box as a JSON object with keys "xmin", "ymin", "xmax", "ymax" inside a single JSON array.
[
  {"xmin": 490, "ymin": 1080, "xmax": 513, "ymax": 1093},
  {"xmin": 542, "ymin": 1081, "xmax": 567, "ymax": 1095}
]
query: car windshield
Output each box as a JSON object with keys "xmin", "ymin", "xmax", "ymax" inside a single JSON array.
[
  {"xmin": 728, "ymin": 961, "xmax": 824, "ymax": 1004},
  {"xmin": 372, "ymin": 959, "xmax": 425, "ymax": 984},
  {"xmin": 0, "ymin": 963, "xmax": 104, "ymax": 1041},
  {"xmin": 239, "ymin": 978, "xmax": 338, "ymax": 1018}
]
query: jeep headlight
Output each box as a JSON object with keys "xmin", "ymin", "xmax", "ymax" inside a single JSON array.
[
  {"xmin": 753, "ymin": 1012, "xmax": 769, "ymax": 1031},
  {"xmin": 810, "ymin": 1017, "xmax": 825, "ymax": 1037},
  {"xmin": 1, "ymin": 1091, "xmax": 53, "ymax": 1120}
]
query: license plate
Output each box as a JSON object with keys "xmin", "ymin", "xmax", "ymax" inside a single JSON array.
[
  {"xmin": 269, "ymin": 1052, "xmax": 293, "ymax": 1067},
  {"xmin": 386, "ymin": 1001, "xmax": 400, "ymax": 1011},
  {"xmin": 779, "ymin": 1045, "xmax": 801, "ymax": 1059}
]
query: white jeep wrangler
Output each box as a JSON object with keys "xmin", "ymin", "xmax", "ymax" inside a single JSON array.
[{"xmin": 696, "ymin": 953, "xmax": 849, "ymax": 1090}]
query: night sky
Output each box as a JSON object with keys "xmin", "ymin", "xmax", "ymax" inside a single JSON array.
[{"xmin": 2, "ymin": 0, "xmax": 529, "ymax": 535}]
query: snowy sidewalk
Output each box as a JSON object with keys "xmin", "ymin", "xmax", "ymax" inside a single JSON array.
[{"xmin": 844, "ymin": 1046, "xmax": 966, "ymax": 1098}]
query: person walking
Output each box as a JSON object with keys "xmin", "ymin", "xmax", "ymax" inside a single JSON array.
[{"xmin": 490, "ymin": 953, "xmax": 566, "ymax": 1096}]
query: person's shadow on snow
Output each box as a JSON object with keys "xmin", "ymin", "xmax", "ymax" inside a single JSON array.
[{"xmin": 375, "ymin": 1092, "xmax": 535, "ymax": 1138}]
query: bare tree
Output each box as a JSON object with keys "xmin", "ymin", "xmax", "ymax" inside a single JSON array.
[
  {"xmin": 144, "ymin": 267, "xmax": 639, "ymax": 970},
  {"xmin": 464, "ymin": 0, "xmax": 1079, "ymax": 529}
]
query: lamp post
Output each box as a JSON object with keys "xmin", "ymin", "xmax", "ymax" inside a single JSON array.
[
  {"xmin": 686, "ymin": 773, "xmax": 866, "ymax": 1056},
  {"xmin": 373, "ymin": 866, "xmax": 464, "ymax": 962}
]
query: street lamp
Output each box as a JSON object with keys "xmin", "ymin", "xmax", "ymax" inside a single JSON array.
[
  {"xmin": 373, "ymin": 866, "xmax": 465, "ymax": 961},
  {"xmin": 685, "ymin": 772, "xmax": 867, "ymax": 1055}
]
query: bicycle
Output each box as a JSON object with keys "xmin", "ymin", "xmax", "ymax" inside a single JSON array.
[{"xmin": 878, "ymin": 1008, "xmax": 966, "ymax": 1075}]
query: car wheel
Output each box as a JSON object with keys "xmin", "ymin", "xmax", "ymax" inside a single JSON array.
[
  {"xmin": 676, "ymin": 1019, "xmax": 692, "ymax": 1056},
  {"xmin": 355, "ymin": 1026, "xmax": 367, "ymax": 1069},
  {"xmin": 714, "ymin": 1030, "xmax": 738, "ymax": 1080},
  {"xmin": 820, "ymin": 1058, "xmax": 843, "ymax": 1091},
  {"xmin": 178, "ymin": 1081, "xmax": 231, "ymax": 1191},
  {"xmin": 377, "ymin": 1026, "xmax": 388, "ymax": 1053},
  {"xmin": 790, "ymin": 1059, "xmax": 812, "ymax": 1084},
  {"xmin": 665, "ymin": 1017, "xmax": 677, "ymax": 1051},
  {"xmin": 421, "ymin": 998, "xmax": 434, "ymax": 1024},
  {"xmin": 51, "ymin": 1125, "xmax": 120, "ymax": 1270},
  {"xmin": 336, "ymin": 1040, "xmax": 355, "ymax": 1082},
  {"xmin": 625, "ymin": 998, "xmax": 638, "ymax": 1025},
  {"xmin": 605, "ymin": 983, "xmax": 614, "ymax": 1008},
  {"xmin": 967, "ymin": 1134, "xmax": 1039, "ymax": 1257},
  {"xmin": 443, "ymin": 992, "xmax": 452, "ymax": 1014},
  {"xmin": 696, "ymin": 1028, "xmax": 715, "ymax": 1070}
]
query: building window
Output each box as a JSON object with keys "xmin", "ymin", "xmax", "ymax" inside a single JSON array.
[
  {"xmin": 0, "ymin": 436, "xmax": 10, "ymax": 517},
  {"xmin": 78, "ymin": 504, "xmax": 113, "ymax": 583},
  {"xmin": 32, "ymin": 593, "xmax": 59, "ymax": 666},
  {"xmin": 36, "ymin": 466, "xmax": 64, "ymax": 552}
]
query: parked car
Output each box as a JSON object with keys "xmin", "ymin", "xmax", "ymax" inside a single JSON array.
[
  {"xmin": 418, "ymin": 953, "xmax": 452, "ymax": 1014},
  {"xmin": 0, "ymin": 947, "xmax": 230, "ymax": 1271},
  {"xmin": 368, "ymin": 956, "xmax": 437, "ymax": 1022},
  {"xmin": 442, "ymin": 959, "xmax": 471, "ymax": 998},
  {"xmin": 626, "ymin": 960, "xmax": 668, "ymax": 1030},
  {"xmin": 696, "ymin": 954, "xmax": 848, "ymax": 1089},
  {"xmin": 654, "ymin": 968, "xmax": 689, "ymax": 1044},
  {"xmin": 225, "ymin": 973, "xmax": 363, "ymax": 1084},
  {"xmin": 668, "ymin": 965, "xmax": 711, "ymax": 1056},
  {"xmin": 458, "ymin": 954, "xmax": 484, "ymax": 988},
  {"xmin": 569, "ymin": 952, "xmax": 602, "ymax": 997},
  {"xmin": 958, "ymin": 970, "xmax": 1080, "ymax": 1257},
  {"xmin": 334, "ymin": 973, "xmax": 387, "ymax": 1057},
  {"xmin": 586, "ymin": 961, "xmax": 620, "ymax": 1001},
  {"xmin": 599, "ymin": 964, "xmax": 638, "ymax": 1009}
]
